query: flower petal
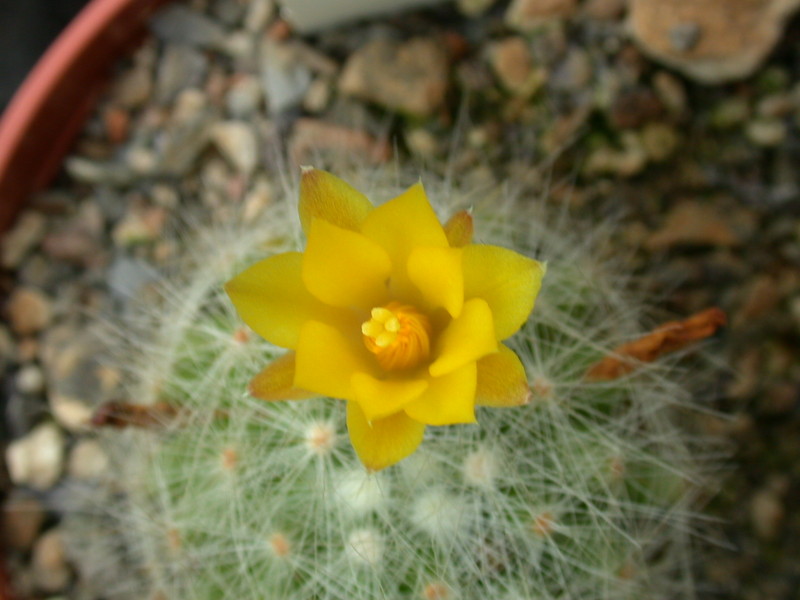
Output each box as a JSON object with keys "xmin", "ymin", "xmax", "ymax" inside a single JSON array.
[
  {"xmin": 443, "ymin": 210, "xmax": 473, "ymax": 247},
  {"xmin": 225, "ymin": 252, "xmax": 348, "ymax": 349},
  {"xmin": 295, "ymin": 321, "xmax": 377, "ymax": 399},
  {"xmin": 475, "ymin": 344, "xmax": 531, "ymax": 407},
  {"xmin": 249, "ymin": 352, "xmax": 317, "ymax": 401},
  {"xmin": 347, "ymin": 401, "xmax": 426, "ymax": 471},
  {"xmin": 463, "ymin": 244, "xmax": 546, "ymax": 340},
  {"xmin": 298, "ymin": 167, "xmax": 373, "ymax": 234},
  {"xmin": 429, "ymin": 298, "xmax": 497, "ymax": 377},
  {"xmin": 351, "ymin": 373, "xmax": 428, "ymax": 422},
  {"xmin": 361, "ymin": 182, "xmax": 448, "ymax": 299},
  {"xmin": 404, "ymin": 363, "xmax": 477, "ymax": 425},
  {"xmin": 407, "ymin": 246, "xmax": 464, "ymax": 318},
  {"xmin": 303, "ymin": 219, "xmax": 391, "ymax": 309}
]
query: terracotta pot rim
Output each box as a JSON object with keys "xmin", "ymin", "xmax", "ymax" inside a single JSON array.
[{"xmin": 0, "ymin": 0, "xmax": 171, "ymax": 235}]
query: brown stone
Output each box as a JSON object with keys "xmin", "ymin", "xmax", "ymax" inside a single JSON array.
[
  {"xmin": 339, "ymin": 37, "xmax": 449, "ymax": 117},
  {"xmin": 289, "ymin": 118, "xmax": 391, "ymax": 166},
  {"xmin": 488, "ymin": 37, "xmax": 544, "ymax": 97},
  {"xmin": 582, "ymin": 0, "xmax": 625, "ymax": 20},
  {"xmin": 646, "ymin": 200, "xmax": 751, "ymax": 250},
  {"xmin": 32, "ymin": 528, "xmax": 71, "ymax": 592},
  {"xmin": 6, "ymin": 287, "xmax": 52, "ymax": 335},
  {"xmin": 1, "ymin": 492, "xmax": 46, "ymax": 551},
  {"xmin": 505, "ymin": 0, "xmax": 578, "ymax": 30},
  {"xmin": 629, "ymin": 0, "xmax": 800, "ymax": 83}
]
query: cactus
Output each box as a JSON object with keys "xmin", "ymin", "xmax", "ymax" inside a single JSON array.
[{"xmin": 67, "ymin": 169, "xmax": 713, "ymax": 600}]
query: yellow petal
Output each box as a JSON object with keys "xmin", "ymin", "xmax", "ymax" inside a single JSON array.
[
  {"xmin": 225, "ymin": 252, "xmax": 348, "ymax": 349},
  {"xmin": 295, "ymin": 321, "xmax": 377, "ymax": 399},
  {"xmin": 475, "ymin": 344, "xmax": 530, "ymax": 407},
  {"xmin": 429, "ymin": 298, "xmax": 497, "ymax": 377},
  {"xmin": 351, "ymin": 373, "xmax": 428, "ymax": 422},
  {"xmin": 463, "ymin": 244, "xmax": 546, "ymax": 340},
  {"xmin": 298, "ymin": 167, "xmax": 373, "ymax": 234},
  {"xmin": 404, "ymin": 362, "xmax": 477, "ymax": 425},
  {"xmin": 303, "ymin": 219, "xmax": 391, "ymax": 309},
  {"xmin": 407, "ymin": 246, "xmax": 463, "ymax": 317},
  {"xmin": 249, "ymin": 352, "xmax": 317, "ymax": 401},
  {"xmin": 361, "ymin": 182, "xmax": 448, "ymax": 299},
  {"xmin": 443, "ymin": 210, "xmax": 473, "ymax": 247},
  {"xmin": 347, "ymin": 401, "xmax": 426, "ymax": 471}
]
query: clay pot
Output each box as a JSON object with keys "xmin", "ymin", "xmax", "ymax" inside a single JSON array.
[{"xmin": 0, "ymin": 0, "xmax": 172, "ymax": 235}]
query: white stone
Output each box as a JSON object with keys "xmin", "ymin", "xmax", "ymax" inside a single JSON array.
[
  {"xmin": 6, "ymin": 423, "xmax": 64, "ymax": 490},
  {"xmin": 16, "ymin": 364, "xmax": 45, "ymax": 395},
  {"xmin": 50, "ymin": 394, "xmax": 93, "ymax": 432},
  {"xmin": 68, "ymin": 439, "xmax": 110, "ymax": 480},
  {"xmin": 210, "ymin": 121, "xmax": 259, "ymax": 175}
]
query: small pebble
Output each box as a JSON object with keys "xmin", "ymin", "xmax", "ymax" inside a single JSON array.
[
  {"xmin": 5, "ymin": 422, "xmax": 65, "ymax": 490},
  {"xmin": 652, "ymin": 71, "xmax": 687, "ymax": 115},
  {"xmin": 751, "ymin": 487, "xmax": 785, "ymax": 540},
  {"xmin": 225, "ymin": 75, "xmax": 263, "ymax": 117},
  {"xmin": 489, "ymin": 37, "xmax": 537, "ymax": 96},
  {"xmin": 303, "ymin": 77, "xmax": 332, "ymax": 113},
  {"xmin": 150, "ymin": 4, "xmax": 227, "ymax": 49},
  {"xmin": 210, "ymin": 121, "xmax": 260, "ymax": 175},
  {"xmin": 68, "ymin": 439, "xmax": 110, "ymax": 480},
  {"xmin": 16, "ymin": 363, "xmax": 45, "ymax": 394},
  {"xmin": 155, "ymin": 44, "xmax": 209, "ymax": 103},
  {"xmin": 746, "ymin": 118, "xmax": 787, "ymax": 147},
  {"xmin": 6, "ymin": 287, "xmax": 53, "ymax": 335},
  {"xmin": 244, "ymin": 0, "xmax": 275, "ymax": 32},
  {"xmin": 505, "ymin": 0, "xmax": 578, "ymax": 31},
  {"xmin": 32, "ymin": 528, "xmax": 72, "ymax": 593},
  {"xmin": 112, "ymin": 204, "xmax": 168, "ymax": 247},
  {"xmin": 1, "ymin": 211, "xmax": 47, "ymax": 269},
  {"xmin": 260, "ymin": 39, "xmax": 313, "ymax": 115},
  {"xmin": 457, "ymin": 0, "xmax": 496, "ymax": 16},
  {"xmin": 1, "ymin": 491, "xmax": 46, "ymax": 551},
  {"xmin": 339, "ymin": 37, "xmax": 449, "ymax": 117},
  {"xmin": 641, "ymin": 122, "xmax": 680, "ymax": 162}
]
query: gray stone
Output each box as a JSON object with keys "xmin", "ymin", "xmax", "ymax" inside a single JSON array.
[
  {"xmin": 1, "ymin": 211, "xmax": 47, "ymax": 269},
  {"xmin": 260, "ymin": 39, "xmax": 313, "ymax": 115},
  {"xmin": 107, "ymin": 256, "xmax": 160, "ymax": 301},
  {"xmin": 151, "ymin": 5, "xmax": 227, "ymax": 49},
  {"xmin": 155, "ymin": 45, "xmax": 209, "ymax": 103}
]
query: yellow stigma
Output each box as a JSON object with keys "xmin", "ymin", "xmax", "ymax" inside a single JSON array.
[{"xmin": 361, "ymin": 302, "xmax": 431, "ymax": 371}]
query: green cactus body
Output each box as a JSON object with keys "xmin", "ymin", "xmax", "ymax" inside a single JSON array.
[{"xmin": 69, "ymin": 174, "xmax": 708, "ymax": 600}]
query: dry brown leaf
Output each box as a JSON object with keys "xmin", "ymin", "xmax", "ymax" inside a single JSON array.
[
  {"xmin": 90, "ymin": 401, "xmax": 181, "ymax": 428},
  {"xmin": 585, "ymin": 307, "xmax": 726, "ymax": 381}
]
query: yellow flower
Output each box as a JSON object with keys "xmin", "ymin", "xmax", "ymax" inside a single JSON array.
[{"xmin": 225, "ymin": 168, "xmax": 546, "ymax": 471}]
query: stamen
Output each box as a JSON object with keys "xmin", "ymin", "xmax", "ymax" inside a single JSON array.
[{"xmin": 361, "ymin": 302, "xmax": 431, "ymax": 371}]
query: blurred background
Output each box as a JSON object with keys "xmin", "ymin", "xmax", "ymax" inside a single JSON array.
[{"xmin": 0, "ymin": 0, "xmax": 89, "ymax": 109}]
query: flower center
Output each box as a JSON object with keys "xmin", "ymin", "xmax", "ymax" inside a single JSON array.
[{"xmin": 361, "ymin": 302, "xmax": 431, "ymax": 371}]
